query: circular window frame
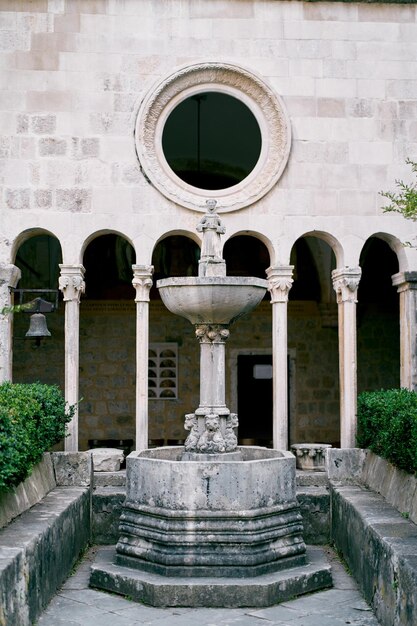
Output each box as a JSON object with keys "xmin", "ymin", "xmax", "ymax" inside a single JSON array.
[{"xmin": 135, "ymin": 62, "xmax": 291, "ymax": 213}]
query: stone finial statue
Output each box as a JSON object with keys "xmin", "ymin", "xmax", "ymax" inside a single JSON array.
[{"xmin": 197, "ymin": 200, "xmax": 227, "ymax": 276}]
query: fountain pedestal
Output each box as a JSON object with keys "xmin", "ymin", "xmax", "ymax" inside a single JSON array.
[{"xmin": 89, "ymin": 201, "xmax": 332, "ymax": 606}]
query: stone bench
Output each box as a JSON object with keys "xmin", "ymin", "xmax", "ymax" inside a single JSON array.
[
  {"xmin": 0, "ymin": 453, "xmax": 92, "ymax": 626},
  {"xmin": 328, "ymin": 449, "xmax": 417, "ymax": 626}
]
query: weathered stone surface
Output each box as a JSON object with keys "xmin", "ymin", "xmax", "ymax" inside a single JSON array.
[
  {"xmin": 116, "ymin": 448, "xmax": 306, "ymax": 578},
  {"xmin": 55, "ymin": 188, "xmax": 91, "ymax": 212},
  {"xmin": 361, "ymin": 451, "xmax": 417, "ymax": 524},
  {"xmin": 0, "ymin": 453, "xmax": 56, "ymax": 530},
  {"xmin": 5, "ymin": 188, "xmax": 30, "ymax": 210},
  {"xmin": 297, "ymin": 487, "xmax": 330, "ymax": 545},
  {"xmin": 331, "ymin": 484, "xmax": 417, "ymax": 626},
  {"xmin": 93, "ymin": 470, "xmax": 126, "ymax": 487},
  {"xmin": 92, "ymin": 487, "xmax": 126, "ymax": 545},
  {"xmin": 292, "ymin": 443, "xmax": 332, "ymax": 471},
  {"xmin": 39, "ymin": 137, "xmax": 67, "ymax": 156},
  {"xmin": 34, "ymin": 188, "xmax": 52, "ymax": 208},
  {"xmin": 90, "ymin": 475, "xmax": 331, "ymax": 547},
  {"xmin": 296, "ymin": 470, "xmax": 328, "ymax": 487},
  {"xmin": 88, "ymin": 447, "xmax": 124, "ymax": 472},
  {"xmin": 326, "ymin": 448, "xmax": 368, "ymax": 483},
  {"xmin": 30, "ymin": 114, "xmax": 56, "ymax": 134},
  {"xmin": 51, "ymin": 451, "xmax": 92, "ymax": 486},
  {"xmin": 0, "ymin": 487, "xmax": 90, "ymax": 626},
  {"xmin": 90, "ymin": 545, "xmax": 332, "ymax": 608}
]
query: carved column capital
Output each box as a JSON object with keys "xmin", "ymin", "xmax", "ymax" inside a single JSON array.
[
  {"xmin": 266, "ymin": 265, "xmax": 294, "ymax": 303},
  {"xmin": 195, "ymin": 323, "xmax": 230, "ymax": 344},
  {"xmin": 132, "ymin": 264, "xmax": 153, "ymax": 302},
  {"xmin": 59, "ymin": 264, "xmax": 85, "ymax": 303},
  {"xmin": 332, "ymin": 267, "xmax": 361, "ymax": 304},
  {"xmin": 392, "ymin": 271, "xmax": 417, "ymax": 293}
]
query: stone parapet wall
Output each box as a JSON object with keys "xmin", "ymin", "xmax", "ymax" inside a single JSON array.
[
  {"xmin": 331, "ymin": 485, "xmax": 417, "ymax": 626},
  {"xmin": 328, "ymin": 449, "xmax": 417, "ymax": 626},
  {"xmin": 0, "ymin": 486, "xmax": 91, "ymax": 626},
  {"xmin": 0, "ymin": 453, "xmax": 56, "ymax": 530}
]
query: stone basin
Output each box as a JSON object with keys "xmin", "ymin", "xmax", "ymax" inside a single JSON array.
[
  {"xmin": 156, "ymin": 276, "xmax": 268, "ymax": 324},
  {"xmin": 115, "ymin": 447, "xmax": 306, "ymax": 577}
]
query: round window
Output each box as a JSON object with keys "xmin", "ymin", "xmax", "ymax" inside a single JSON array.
[
  {"xmin": 162, "ymin": 93, "xmax": 262, "ymax": 191},
  {"xmin": 135, "ymin": 63, "xmax": 291, "ymax": 212}
]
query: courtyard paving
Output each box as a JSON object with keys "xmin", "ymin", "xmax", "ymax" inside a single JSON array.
[{"xmin": 36, "ymin": 546, "xmax": 382, "ymax": 626}]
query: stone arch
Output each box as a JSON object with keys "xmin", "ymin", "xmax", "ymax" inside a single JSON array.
[
  {"xmin": 152, "ymin": 229, "xmax": 201, "ymax": 253},
  {"xmin": 288, "ymin": 233, "xmax": 339, "ymax": 446},
  {"xmin": 81, "ymin": 229, "xmax": 136, "ymax": 265},
  {"xmin": 290, "ymin": 235, "xmax": 337, "ymax": 305},
  {"xmin": 223, "ymin": 230, "xmax": 274, "ymax": 273},
  {"xmin": 78, "ymin": 231, "xmax": 138, "ymax": 451},
  {"xmin": 82, "ymin": 232, "xmax": 136, "ymax": 300},
  {"xmin": 363, "ymin": 231, "xmax": 406, "ymax": 272},
  {"xmin": 295, "ymin": 230, "xmax": 344, "ymax": 269},
  {"xmin": 357, "ymin": 234, "xmax": 400, "ymax": 393},
  {"xmin": 151, "ymin": 231, "xmax": 201, "ymax": 289},
  {"xmin": 11, "ymin": 227, "xmax": 62, "ymax": 266},
  {"xmin": 12, "ymin": 230, "xmax": 64, "ymax": 389}
]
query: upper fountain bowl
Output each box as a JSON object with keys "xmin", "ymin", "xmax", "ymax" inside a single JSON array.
[{"xmin": 157, "ymin": 276, "xmax": 268, "ymax": 325}]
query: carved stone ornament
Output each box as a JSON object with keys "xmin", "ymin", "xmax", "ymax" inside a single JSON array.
[
  {"xmin": 132, "ymin": 264, "xmax": 153, "ymax": 302},
  {"xmin": 291, "ymin": 443, "xmax": 332, "ymax": 471},
  {"xmin": 195, "ymin": 323, "xmax": 230, "ymax": 343},
  {"xmin": 332, "ymin": 268, "xmax": 361, "ymax": 304},
  {"xmin": 266, "ymin": 266, "xmax": 294, "ymax": 303},
  {"xmin": 58, "ymin": 265, "xmax": 85, "ymax": 302},
  {"xmin": 135, "ymin": 62, "xmax": 291, "ymax": 212},
  {"xmin": 184, "ymin": 410, "xmax": 239, "ymax": 454}
]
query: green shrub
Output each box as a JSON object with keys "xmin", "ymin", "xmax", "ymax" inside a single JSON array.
[
  {"xmin": 0, "ymin": 382, "xmax": 74, "ymax": 491},
  {"xmin": 357, "ymin": 388, "xmax": 417, "ymax": 474}
]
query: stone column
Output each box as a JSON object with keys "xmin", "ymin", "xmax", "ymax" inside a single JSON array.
[
  {"xmin": 266, "ymin": 265, "xmax": 294, "ymax": 450},
  {"xmin": 0, "ymin": 264, "xmax": 21, "ymax": 383},
  {"xmin": 59, "ymin": 264, "xmax": 85, "ymax": 452},
  {"xmin": 332, "ymin": 267, "xmax": 361, "ymax": 449},
  {"xmin": 391, "ymin": 271, "xmax": 417, "ymax": 390},
  {"xmin": 195, "ymin": 323, "xmax": 229, "ymax": 414},
  {"xmin": 132, "ymin": 265, "xmax": 153, "ymax": 451}
]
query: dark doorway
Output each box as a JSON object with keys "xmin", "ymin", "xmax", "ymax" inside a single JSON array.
[{"xmin": 237, "ymin": 354, "xmax": 272, "ymax": 446}]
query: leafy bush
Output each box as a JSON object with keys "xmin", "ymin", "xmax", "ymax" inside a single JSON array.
[
  {"xmin": 357, "ymin": 388, "xmax": 417, "ymax": 474},
  {"xmin": 0, "ymin": 382, "xmax": 74, "ymax": 491}
]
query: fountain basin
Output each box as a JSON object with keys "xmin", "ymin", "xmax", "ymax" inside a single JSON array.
[
  {"xmin": 157, "ymin": 276, "xmax": 267, "ymax": 324},
  {"xmin": 90, "ymin": 447, "xmax": 333, "ymax": 606},
  {"xmin": 114, "ymin": 447, "xmax": 306, "ymax": 577}
]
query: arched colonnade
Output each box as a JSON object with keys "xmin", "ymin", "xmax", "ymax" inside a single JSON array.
[{"xmin": 0, "ymin": 224, "xmax": 414, "ymax": 452}]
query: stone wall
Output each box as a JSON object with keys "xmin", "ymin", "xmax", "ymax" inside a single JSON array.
[{"xmin": 1, "ymin": 0, "xmax": 416, "ymax": 253}]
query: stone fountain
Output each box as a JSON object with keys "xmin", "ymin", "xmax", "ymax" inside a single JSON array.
[{"xmin": 90, "ymin": 201, "xmax": 332, "ymax": 607}]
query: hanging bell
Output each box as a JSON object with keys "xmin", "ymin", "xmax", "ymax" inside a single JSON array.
[{"xmin": 25, "ymin": 312, "xmax": 51, "ymax": 345}]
